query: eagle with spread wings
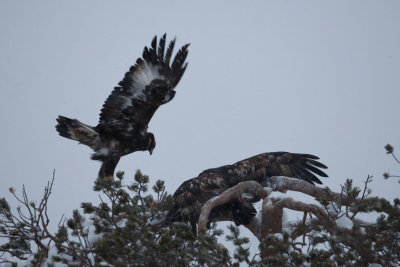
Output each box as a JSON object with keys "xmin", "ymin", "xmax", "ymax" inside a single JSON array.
[
  {"xmin": 165, "ymin": 152, "xmax": 328, "ymax": 232},
  {"xmin": 56, "ymin": 35, "xmax": 189, "ymax": 180}
]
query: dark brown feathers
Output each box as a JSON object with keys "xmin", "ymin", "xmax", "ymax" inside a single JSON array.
[
  {"xmin": 97, "ymin": 34, "xmax": 189, "ymax": 140},
  {"xmin": 165, "ymin": 152, "xmax": 328, "ymax": 231},
  {"xmin": 55, "ymin": 116, "xmax": 99, "ymax": 148},
  {"xmin": 56, "ymin": 35, "xmax": 189, "ymax": 179}
]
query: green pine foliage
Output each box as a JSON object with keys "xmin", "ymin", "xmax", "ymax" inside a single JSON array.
[
  {"xmin": 0, "ymin": 171, "xmax": 234, "ymax": 266},
  {"xmin": 0, "ymin": 144, "xmax": 399, "ymax": 266},
  {"xmin": 53, "ymin": 170, "xmax": 234, "ymax": 266}
]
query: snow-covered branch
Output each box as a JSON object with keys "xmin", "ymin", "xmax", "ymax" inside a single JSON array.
[
  {"xmin": 268, "ymin": 176, "xmax": 400, "ymax": 217},
  {"xmin": 197, "ymin": 175, "xmax": 400, "ymax": 253}
]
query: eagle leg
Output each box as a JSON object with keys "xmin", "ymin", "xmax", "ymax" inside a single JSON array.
[{"xmin": 98, "ymin": 157, "xmax": 120, "ymax": 180}]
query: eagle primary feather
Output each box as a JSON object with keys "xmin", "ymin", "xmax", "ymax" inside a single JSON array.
[
  {"xmin": 165, "ymin": 152, "xmax": 328, "ymax": 232},
  {"xmin": 56, "ymin": 34, "xmax": 189, "ymax": 180}
]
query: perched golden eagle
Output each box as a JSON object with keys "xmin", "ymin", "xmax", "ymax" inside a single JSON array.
[
  {"xmin": 165, "ymin": 152, "xmax": 328, "ymax": 232},
  {"xmin": 56, "ymin": 35, "xmax": 189, "ymax": 180}
]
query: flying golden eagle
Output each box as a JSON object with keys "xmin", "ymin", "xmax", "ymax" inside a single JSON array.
[
  {"xmin": 165, "ymin": 152, "xmax": 328, "ymax": 232},
  {"xmin": 56, "ymin": 35, "xmax": 189, "ymax": 180}
]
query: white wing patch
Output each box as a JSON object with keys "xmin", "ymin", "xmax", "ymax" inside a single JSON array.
[{"xmin": 129, "ymin": 63, "xmax": 163, "ymax": 99}]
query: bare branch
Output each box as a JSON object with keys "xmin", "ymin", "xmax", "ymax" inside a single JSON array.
[
  {"xmin": 261, "ymin": 197, "xmax": 284, "ymax": 236},
  {"xmin": 274, "ymin": 198, "xmax": 331, "ymax": 223},
  {"xmin": 197, "ymin": 181, "xmax": 269, "ymax": 236},
  {"xmin": 268, "ymin": 176, "xmax": 400, "ymax": 217},
  {"xmin": 196, "ymin": 175, "xmax": 394, "ymax": 255}
]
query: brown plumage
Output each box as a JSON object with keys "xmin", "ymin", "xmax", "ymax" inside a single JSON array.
[
  {"xmin": 56, "ymin": 35, "xmax": 189, "ymax": 180},
  {"xmin": 165, "ymin": 152, "xmax": 328, "ymax": 231}
]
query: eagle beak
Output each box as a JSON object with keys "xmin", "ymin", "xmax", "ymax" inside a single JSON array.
[{"xmin": 149, "ymin": 148, "xmax": 154, "ymax": 155}]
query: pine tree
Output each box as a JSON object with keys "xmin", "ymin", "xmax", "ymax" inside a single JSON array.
[{"xmin": 0, "ymin": 145, "xmax": 399, "ymax": 266}]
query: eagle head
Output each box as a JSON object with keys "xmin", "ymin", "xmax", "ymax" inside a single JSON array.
[{"xmin": 146, "ymin": 132, "xmax": 156, "ymax": 155}]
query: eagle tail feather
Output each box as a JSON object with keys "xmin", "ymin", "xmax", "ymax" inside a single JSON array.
[{"xmin": 56, "ymin": 116, "xmax": 98, "ymax": 148}]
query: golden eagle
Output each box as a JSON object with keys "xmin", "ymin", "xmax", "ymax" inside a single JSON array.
[
  {"xmin": 165, "ymin": 152, "xmax": 328, "ymax": 231},
  {"xmin": 56, "ymin": 35, "xmax": 189, "ymax": 180}
]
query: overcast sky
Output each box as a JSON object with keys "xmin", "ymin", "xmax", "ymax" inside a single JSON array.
[{"xmin": 1, "ymin": 0, "xmax": 399, "ymax": 256}]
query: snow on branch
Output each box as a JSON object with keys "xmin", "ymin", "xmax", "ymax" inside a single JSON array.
[
  {"xmin": 197, "ymin": 176, "xmax": 400, "ymax": 243},
  {"xmin": 268, "ymin": 176, "xmax": 400, "ymax": 217}
]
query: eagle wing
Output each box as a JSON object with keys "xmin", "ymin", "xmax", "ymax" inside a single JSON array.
[
  {"xmin": 231, "ymin": 151, "xmax": 328, "ymax": 185},
  {"xmin": 96, "ymin": 34, "xmax": 189, "ymax": 139}
]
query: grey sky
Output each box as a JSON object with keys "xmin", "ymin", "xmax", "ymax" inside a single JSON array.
[{"xmin": 1, "ymin": 0, "xmax": 399, "ymax": 250}]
